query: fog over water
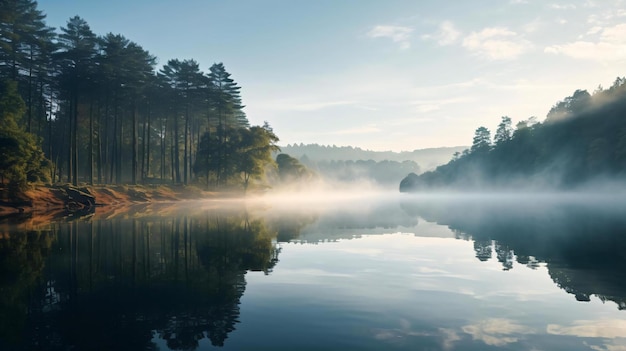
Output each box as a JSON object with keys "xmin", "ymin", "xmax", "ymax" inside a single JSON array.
[{"xmin": 2, "ymin": 190, "xmax": 626, "ymax": 350}]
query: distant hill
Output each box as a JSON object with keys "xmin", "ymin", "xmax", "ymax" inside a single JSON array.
[
  {"xmin": 277, "ymin": 144, "xmax": 467, "ymax": 171},
  {"xmin": 400, "ymin": 77, "xmax": 626, "ymax": 192}
]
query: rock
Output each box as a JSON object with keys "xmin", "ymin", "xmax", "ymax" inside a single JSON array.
[{"xmin": 65, "ymin": 187, "xmax": 96, "ymax": 209}]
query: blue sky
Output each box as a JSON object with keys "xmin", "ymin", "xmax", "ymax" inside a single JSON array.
[{"xmin": 38, "ymin": 0, "xmax": 626, "ymax": 151}]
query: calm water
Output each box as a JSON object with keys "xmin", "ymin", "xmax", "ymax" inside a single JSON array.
[{"xmin": 1, "ymin": 194, "xmax": 625, "ymax": 350}]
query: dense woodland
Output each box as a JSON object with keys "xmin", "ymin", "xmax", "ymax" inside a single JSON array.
[
  {"xmin": 0, "ymin": 0, "xmax": 278, "ymax": 191},
  {"xmin": 401, "ymin": 78, "xmax": 626, "ymax": 191}
]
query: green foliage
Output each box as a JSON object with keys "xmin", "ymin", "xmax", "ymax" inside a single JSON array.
[
  {"xmin": 276, "ymin": 153, "xmax": 313, "ymax": 182},
  {"xmin": 1, "ymin": 2, "xmax": 263, "ymax": 187},
  {"xmin": 0, "ymin": 80, "xmax": 51, "ymax": 189},
  {"xmin": 194, "ymin": 123, "xmax": 279, "ymax": 191}
]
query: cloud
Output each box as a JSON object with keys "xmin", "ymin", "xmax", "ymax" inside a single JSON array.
[
  {"xmin": 256, "ymin": 99, "xmax": 357, "ymax": 112},
  {"xmin": 411, "ymin": 97, "xmax": 475, "ymax": 113},
  {"xmin": 422, "ymin": 21, "xmax": 461, "ymax": 46},
  {"xmin": 587, "ymin": 26, "xmax": 603, "ymax": 35},
  {"xmin": 544, "ymin": 23, "xmax": 626, "ymax": 61},
  {"xmin": 462, "ymin": 27, "xmax": 532, "ymax": 60},
  {"xmin": 550, "ymin": 3, "xmax": 576, "ymax": 9},
  {"xmin": 510, "ymin": 0, "xmax": 528, "ymax": 4},
  {"xmin": 330, "ymin": 125, "xmax": 381, "ymax": 136},
  {"xmin": 522, "ymin": 18, "xmax": 543, "ymax": 33},
  {"xmin": 367, "ymin": 25, "xmax": 414, "ymax": 49}
]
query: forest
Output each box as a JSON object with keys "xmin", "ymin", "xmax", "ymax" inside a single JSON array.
[
  {"xmin": 400, "ymin": 78, "xmax": 626, "ymax": 191},
  {"xmin": 279, "ymin": 143, "xmax": 465, "ymax": 170},
  {"xmin": 0, "ymin": 0, "xmax": 279, "ymax": 192}
]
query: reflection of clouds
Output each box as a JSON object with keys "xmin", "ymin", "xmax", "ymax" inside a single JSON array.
[
  {"xmin": 586, "ymin": 340, "xmax": 626, "ymax": 351},
  {"xmin": 439, "ymin": 328, "xmax": 461, "ymax": 350},
  {"xmin": 371, "ymin": 318, "xmax": 430, "ymax": 345},
  {"xmin": 462, "ymin": 318, "xmax": 534, "ymax": 346},
  {"xmin": 274, "ymin": 268, "xmax": 354, "ymax": 280},
  {"xmin": 547, "ymin": 319, "xmax": 626, "ymax": 338},
  {"xmin": 370, "ymin": 319, "xmax": 462, "ymax": 349}
]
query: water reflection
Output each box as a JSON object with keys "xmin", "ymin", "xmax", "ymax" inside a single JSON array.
[
  {"xmin": 1, "ymin": 195, "xmax": 625, "ymax": 350},
  {"xmin": 400, "ymin": 195, "xmax": 626, "ymax": 310},
  {"xmin": 0, "ymin": 209, "xmax": 279, "ymax": 350}
]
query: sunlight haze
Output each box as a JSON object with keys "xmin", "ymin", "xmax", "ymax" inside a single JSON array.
[{"xmin": 38, "ymin": 0, "xmax": 626, "ymax": 151}]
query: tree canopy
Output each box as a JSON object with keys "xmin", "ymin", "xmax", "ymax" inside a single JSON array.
[
  {"xmin": 0, "ymin": 1, "xmax": 280, "ymax": 191},
  {"xmin": 400, "ymin": 79, "xmax": 626, "ymax": 192}
]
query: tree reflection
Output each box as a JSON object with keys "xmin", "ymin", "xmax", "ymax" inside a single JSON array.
[
  {"xmin": 0, "ymin": 229, "xmax": 55, "ymax": 347},
  {"xmin": 0, "ymin": 210, "xmax": 281, "ymax": 350},
  {"xmin": 401, "ymin": 197, "xmax": 626, "ymax": 309}
]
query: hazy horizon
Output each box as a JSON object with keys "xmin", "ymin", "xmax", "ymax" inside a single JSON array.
[{"xmin": 36, "ymin": 0, "xmax": 626, "ymax": 151}]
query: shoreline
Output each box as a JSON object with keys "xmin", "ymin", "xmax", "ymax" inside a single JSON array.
[{"xmin": 0, "ymin": 184, "xmax": 240, "ymax": 224}]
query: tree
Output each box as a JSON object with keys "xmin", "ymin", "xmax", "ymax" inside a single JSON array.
[
  {"xmin": 276, "ymin": 153, "xmax": 311, "ymax": 181},
  {"xmin": 0, "ymin": 0, "xmax": 49, "ymax": 80},
  {"xmin": 206, "ymin": 63, "xmax": 248, "ymax": 185},
  {"xmin": 159, "ymin": 59, "xmax": 205, "ymax": 184},
  {"xmin": 56, "ymin": 16, "xmax": 97, "ymax": 185},
  {"xmin": 471, "ymin": 126, "xmax": 491, "ymax": 154},
  {"xmin": 237, "ymin": 123, "xmax": 279, "ymax": 193},
  {"xmin": 0, "ymin": 80, "xmax": 51, "ymax": 189},
  {"xmin": 494, "ymin": 116, "xmax": 512, "ymax": 145},
  {"xmin": 194, "ymin": 130, "xmax": 220, "ymax": 188},
  {"xmin": 546, "ymin": 89, "xmax": 591, "ymax": 123}
]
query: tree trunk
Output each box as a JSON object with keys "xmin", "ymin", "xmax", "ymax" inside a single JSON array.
[
  {"xmin": 184, "ymin": 107, "xmax": 189, "ymax": 185},
  {"xmin": 174, "ymin": 115, "xmax": 181, "ymax": 183},
  {"xmin": 72, "ymin": 92, "xmax": 78, "ymax": 186},
  {"xmin": 89, "ymin": 100, "xmax": 94, "ymax": 185},
  {"xmin": 132, "ymin": 99, "xmax": 138, "ymax": 185}
]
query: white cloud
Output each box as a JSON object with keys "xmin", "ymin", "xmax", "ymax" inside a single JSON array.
[
  {"xmin": 587, "ymin": 8, "xmax": 626, "ymax": 24},
  {"xmin": 411, "ymin": 97, "xmax": 475, "ymax": 113},
  {"xmin": 256, "ymin": 99, "xmax": 357, "ymax": 112},
  {"xmin": 329, "ymin": 125, "xmax": 381, "ymax": 135},
  {"xmin": 462, "ymin": 27, "xmax": 532, "ymax": 60},
  {"xmin": 545, "ymin": 23, "xmax": 626, "ymax": 61},
  {"xmin": 556, "ymin": 18, "xmax": 568, "ymax": 24},
  {"xmin": 583, "ymin": 0, "xmax": 597, "ymax": 8},
  {"xmin": 423, "ymin": 21, "xmax": 461, "ymax": 46},
  {"xmin": 367, "ymin": 25, "xmax": 414, "ymax": 49},
  {"xmin": 587, "ymin": 26, "xmax": 603, "ymax": 35},
  {"xmin": 551, "ymin": 3, "xmax": 577, "ymax": 9},
  {"xmin": 510, "ymin": 0, "xmax": 528, "ymax": 4},
  {"xmin": 522, "ymin": 18, "xmax": 543, "ymax": 33}
]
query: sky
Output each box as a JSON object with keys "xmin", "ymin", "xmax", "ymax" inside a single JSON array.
[{"xmin": 37, "ymin": 0, "xmax": 626, "ymax": 151}]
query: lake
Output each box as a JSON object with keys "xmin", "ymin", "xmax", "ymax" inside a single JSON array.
[{"xmin": 1, "ymin": 193, "xmax": 625, "ymax": 350}]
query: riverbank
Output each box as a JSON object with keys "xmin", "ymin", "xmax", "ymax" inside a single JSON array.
[{"xmin": 0, "ymin": 183, "xmax": 236, "ymax": 222}]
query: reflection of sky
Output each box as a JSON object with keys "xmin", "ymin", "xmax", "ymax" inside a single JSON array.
[{"xmin": 229, "ymin": 229, "xmax": 626, "ymax": 351}]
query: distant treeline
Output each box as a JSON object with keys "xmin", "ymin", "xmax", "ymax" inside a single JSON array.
[
  {"xmin": 401, "ymin": 78, "xmax": 626, "ymax": 191},
  {"xmin": 307, "ymin": 159, "xmax": 420, "ymax": 186},
  {"xmin": 279, "ymin": 144, "xmax": 466, "ymax": 170},
  {"xmin": 0, "ymin": 1, "xmax": 278, "ymax": 190}
]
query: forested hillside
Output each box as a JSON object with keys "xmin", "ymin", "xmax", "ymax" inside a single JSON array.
[
  {"xmin": 279, "ymin": 144, "xmax": 466, "ymax": 170},
  {"xmin": 276, "ymin": 144, "xmax": 464, "ymax": 187},
  {"xmin": 0, "ymin": 0, "xmax": 278, "ymax": 191},
  {"xmin": 400, "ymin": 79, "xmax": 626, "ymax": 192}
]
